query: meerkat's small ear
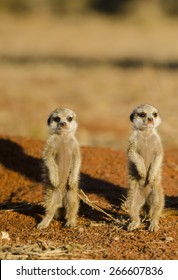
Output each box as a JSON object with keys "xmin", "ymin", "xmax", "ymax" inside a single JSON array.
[
  {"xmin": 47, "ymin": 115, "xmax": 52, "ymax": 126},
  {"xmin": 73, "ymin": 112, "xmax": 78, "ymax": 122},
  {"xmin": 129, "ymin": 112, "xmax": 134, "ymax": 122}
]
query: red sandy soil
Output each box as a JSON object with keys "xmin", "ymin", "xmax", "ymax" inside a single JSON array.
[{"xmin": 0, "ymin": 135, "xmax": 178, "ymax": 260}]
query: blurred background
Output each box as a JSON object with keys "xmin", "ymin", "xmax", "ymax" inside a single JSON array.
[{"xmin": 0, "ymin": 0, "xmax": 178, "ymax": 149}]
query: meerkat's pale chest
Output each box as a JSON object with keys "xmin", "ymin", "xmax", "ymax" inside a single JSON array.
[
  {"xmin": 55, "ymin": 137, "xmax": 73, "ymax": 181},
  {"xmin": 137, "ymin": 132, "xmax": 158, "ymax": 171}
]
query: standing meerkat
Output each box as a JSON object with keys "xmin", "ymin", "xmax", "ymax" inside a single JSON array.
[
  {"xmin": 126, "ymin": 104, "xmax": 164, "ymax": 232},
  {"xmin": 37, "ymin": 107, "xmax": 81, "ymax": 229}
]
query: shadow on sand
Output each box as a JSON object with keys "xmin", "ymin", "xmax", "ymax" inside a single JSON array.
[{"xmin": 0, "ymin": 137, "xmax": 177, "ymax": 224}]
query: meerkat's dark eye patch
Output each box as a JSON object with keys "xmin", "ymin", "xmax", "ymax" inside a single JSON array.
[
  {"xmin": 152, "ymin": 112, "xmax": 158, "ymax": 118},
  {"xmin": 138, "ymin": 112, "xmax": 146, "ymax": 118},
  {"xmin": 53, "ymin": 116, "xmax": 61, "ymax": 123},
  {"xmin": 67, "ymin": 116, "xmax": 73, "ymax": 122}
]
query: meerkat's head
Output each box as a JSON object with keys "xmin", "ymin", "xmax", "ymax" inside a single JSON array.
[
  {"xmin": 129, "ymin": 104, "xmax": 161, "ymax": 130},
  {"xmin": 47, "ymin": 107, "xmax": 78, "ymax": 135}
]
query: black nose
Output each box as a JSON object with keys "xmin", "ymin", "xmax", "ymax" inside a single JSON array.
[
  {"xmin": 148, "ymin": 117, "xmax": 153, "ymax": 122},
  {"xmin": 60, "ymin": 122, "xmax": 67, "ymax": 127}
]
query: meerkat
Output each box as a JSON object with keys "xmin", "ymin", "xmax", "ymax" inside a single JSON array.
[
  {"xmin": 126, "ymin": 104, "xmax": 165, "ymax": 232},
  {"xmin": 37, "ymin": 107, "xmax": 81, "ymax": 229}
]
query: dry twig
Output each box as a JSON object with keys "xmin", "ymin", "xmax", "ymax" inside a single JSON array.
[{"xmin": 78, "ymin": 189, "xmax": 122, "ymax": 224}]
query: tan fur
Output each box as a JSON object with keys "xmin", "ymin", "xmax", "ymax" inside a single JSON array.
[
  {"xmin": 126, "ymin": 104, "xmax": 164, "ymax": 232},
  {"xmin": 37, "ymin": 108, "xmax": 81, "ymax": 229}
]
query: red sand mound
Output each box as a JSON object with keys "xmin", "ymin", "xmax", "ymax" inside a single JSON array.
[{"xmin": 0, "ymin": 135, "xmax": 177, "ymax": 259}]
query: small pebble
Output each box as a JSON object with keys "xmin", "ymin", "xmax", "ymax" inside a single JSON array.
[{"xmin": 165, "ymin": 237, "xmax": 174, "ymax": 242}]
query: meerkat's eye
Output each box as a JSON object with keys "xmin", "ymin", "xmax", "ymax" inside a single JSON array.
[
  {"xmin": 153, "ymin": 112, "xmax": 158, "ymax": 118},
  {"xmin": 138, "ymin": 112, "xmax": 146, "ymax": 118},
  {"xmin": 53, "ymin": 116, "xmax": 61, "ymax": 122},
  {"xmin": 67, "ymin": 116, "xmax": 73, "ymax": 122}
]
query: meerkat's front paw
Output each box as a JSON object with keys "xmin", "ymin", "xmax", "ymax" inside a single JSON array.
[
  {"xmin": 68, "ymin": 180, "xmax": 78, "ymax": 190},
  {"xmin": 50, "ymin": 172, "xmax": 59, "ymax": 188},
  {"xmin": 137, "ymin": 162, "xmax": 146, "ymax": 176},
  {"xmin": 140, "ymin": 172, "xmax": 146, "ymax": 179},
  {"xmin": 68, "ymin": 173, "xmax": 79, "ymax": 189},
  {"xmin": 127, "ymin": 220, "xmax": 140, "ymax": 231},
  {"xmin": 148, "ymin": 176, "xmax": 156, "ymax": 185}
]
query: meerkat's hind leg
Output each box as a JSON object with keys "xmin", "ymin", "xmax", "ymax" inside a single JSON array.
[
  {"xmin": 127, "ymin": 181, "xmax": 145, "ymax": 231},
  {"xmin": 64, "ymin": 189, "xmax": 79, "ymax": 227},
  {"xmin": 147, "ymin": 186, "xmax": 164, "ymax": 232},
  {"xmin": 37, "ymin": 188, "xmax": 63, "ymax": 229}
]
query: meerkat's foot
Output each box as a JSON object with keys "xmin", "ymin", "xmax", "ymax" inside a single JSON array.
[
  {"xmin": 65, "ymin": 218, "xmax": 76, "ymax": 228},
  {"xmin": 37, "ymin": 221, "xmax": 48, "ymax": 230},
  {"xmin": 37, "ymin": 217, "xmax": 51, "ymax": 230},
  {"xmin": 148, "ymin": 221, "xmax": 160, "ymax": 232},
  {"xmin": 127, "ymin": 220, "xmax": 140, "ymax": 231}
]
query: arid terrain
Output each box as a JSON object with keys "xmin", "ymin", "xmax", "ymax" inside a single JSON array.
[
  {"xmin": 0, "ymin": 135, "xmax": 178, "ymax": 260},
  {"xmin": 0, "ymin": 2, "xmax": 178, "ymax": 260}
]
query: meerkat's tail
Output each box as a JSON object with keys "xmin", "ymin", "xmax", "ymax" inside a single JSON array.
[{"xmin": 161, "ymin": 208, "xmax": 178, "ymax": 217}]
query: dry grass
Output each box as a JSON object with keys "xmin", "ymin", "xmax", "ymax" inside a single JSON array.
[
  {"xmin": 0, "ymin": 240, "xmax": 103, "ymax": 260},
  {"xmin": 0, "ymin": 11, "xmax": 178, "ymax": 149}
]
